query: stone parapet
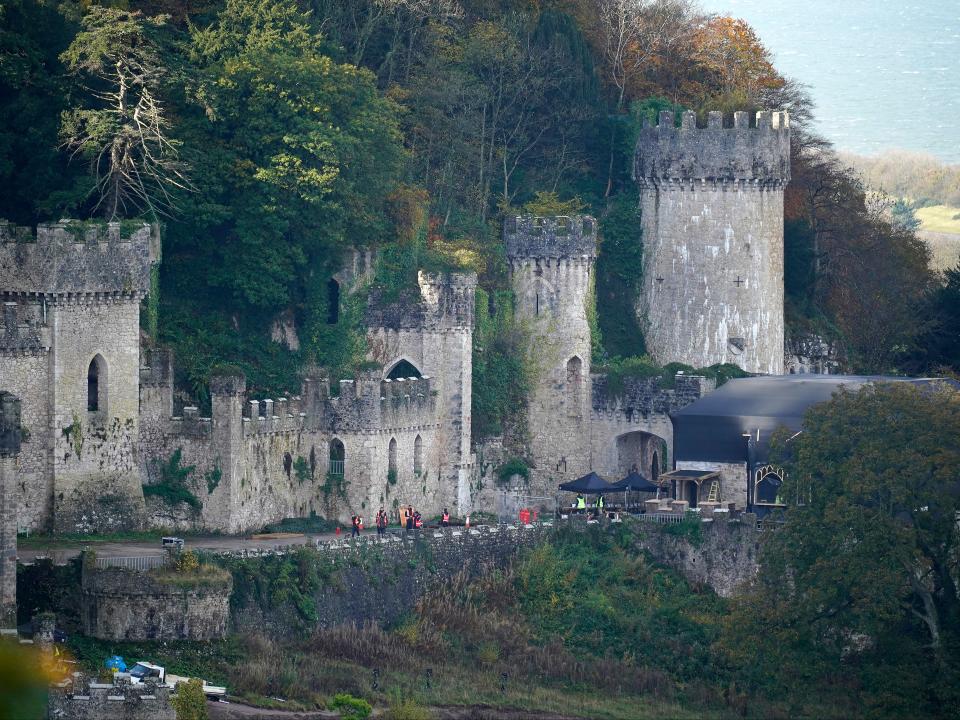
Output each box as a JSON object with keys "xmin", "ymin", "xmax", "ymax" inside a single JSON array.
[
  {"xmin": 365, "ymin": 272, "xmax": 477, "ymax": 331},
  {"xmin": 504, "ymin": 215, "xmax": 597, "ymax": 260},
  {"xmin": 48, "ymin": 672, "xmax": 175, "ymax": 720},
  {"xmin": 590, "ymin": 373, "xmax": 713, "ymax": 420},
  {"xmin": 634, "ymin": 110, "xmax": 790, "ymax": 187},
  {"xmin": 0, "ymin": 220, "xmax": 159, "ymax": 297}
]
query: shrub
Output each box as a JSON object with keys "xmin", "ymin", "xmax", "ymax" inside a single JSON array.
[
  {"xmin": 496, "ymin": 457, "xmax": 529, "ymax": 487},
  {"xmin": 171, "ymin": 678, "xmax": 208, "ymax": 720},
  {"xmin": 388, "ymin": 697, "xmax": 432, "ymax": 720},
  {"xmin": 329, "ymin": 693, "xmax": 371, "ymax": 720}
]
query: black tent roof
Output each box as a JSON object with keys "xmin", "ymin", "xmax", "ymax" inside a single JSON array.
[
  {"xmin": 559, "ymin": 472, "xmax": 614, "ymax": 494},
  {"xmin": 607, "ymin": 471, "xmax": 659, "ymax": 492},
  {"xmin": 671, "ymin": 375, "xmax": 959, "ymax": 465}
]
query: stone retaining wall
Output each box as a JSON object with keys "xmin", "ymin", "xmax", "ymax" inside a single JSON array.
[{"xmin": 81, "ymin": 563, "xmax": 231, "ymax": 641}]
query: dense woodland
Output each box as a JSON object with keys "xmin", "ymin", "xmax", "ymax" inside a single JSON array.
[{"xmin": 2, "ymin": 0, "xmax": 959, "ymax": 430}]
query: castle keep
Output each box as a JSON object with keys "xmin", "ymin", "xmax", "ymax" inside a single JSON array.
[{"xmin": 635, "ymin": 110, "xmax": 791, "ymax": 374}]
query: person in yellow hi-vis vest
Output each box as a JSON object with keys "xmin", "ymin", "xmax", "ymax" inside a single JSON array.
[{"xmin": 575, "ymin": 494, "xmax": 586, "ymax": 511}]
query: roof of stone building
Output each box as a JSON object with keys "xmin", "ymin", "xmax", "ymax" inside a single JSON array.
[{"xmin": 672, "ymin": 374, "xmax": 960, "ymax": 465}]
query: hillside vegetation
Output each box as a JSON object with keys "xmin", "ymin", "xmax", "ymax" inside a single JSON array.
[{"xmin": 0, "ymin": 0, "xmax": 958, "ymax": 412}]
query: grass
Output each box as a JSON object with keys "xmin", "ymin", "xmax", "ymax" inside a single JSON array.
[
  {"xmin": 17, "ymin": 530, "xmax": 169, "ymax": 550},
  {"xmin": 915, "ymin": 204, "xmax": 960, "ymax": 234}
]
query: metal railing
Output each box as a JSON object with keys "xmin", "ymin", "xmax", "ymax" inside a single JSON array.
[
  {"xmin": 94, "ymin": 555, "xmax": 167, "ymax": 571},
  {"xmin": 329, "ymin": 460, "xmax": 345, "ymax": 476},
  {"xmin": 636, "ymin": 512, "xmax": 685, "ymax": 525}
]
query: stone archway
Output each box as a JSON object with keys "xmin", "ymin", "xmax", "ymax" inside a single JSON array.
[{"xmin": 615, "ymin": 430, "xmax": 667, "ymax": 480}]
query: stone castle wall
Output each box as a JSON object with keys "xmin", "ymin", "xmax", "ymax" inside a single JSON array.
[
  {"xmin": 81, "ymin": 563, "xmax": 231, "ymax": 641},
  {"xmin": 138, "ymin": 338, "xmax": 454, "ymax": 534},
  {"xmin": 630, "ymin": 515, "xmax": 761, "ymax": 597},
  {"xmin": 635, "ymin": 110, "xmax": 790, "ymax": 374},
  {"xmin": 231, "ymin": 522, "xmax": 550, "ymax": 635}
]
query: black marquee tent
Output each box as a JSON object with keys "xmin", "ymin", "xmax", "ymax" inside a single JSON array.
[
  {"xmin": 558, "ymin": 472, "xmax": 613, "ymax": 494},
  {"xmin": 607, "ymin": 471, "xmax": 659, "ymax": 493}
]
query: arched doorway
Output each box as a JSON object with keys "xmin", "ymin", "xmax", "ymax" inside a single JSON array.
[
  {"xmin": 615, "ymin": 431, "xmax": 667, "ymax": 480},
  {"xmin": 386, "ymin": 359, "xmax": 422, "ymax": 380}
]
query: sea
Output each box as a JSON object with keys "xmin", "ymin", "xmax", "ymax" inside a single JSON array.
[{"xmin": 697, "ymin": 0, "xmax": 960, "ymax": 164}]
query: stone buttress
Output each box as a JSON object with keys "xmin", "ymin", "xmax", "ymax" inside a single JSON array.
[{"xmin": 634, "ymin": 110, "xmax": 791, "ymax": 375}]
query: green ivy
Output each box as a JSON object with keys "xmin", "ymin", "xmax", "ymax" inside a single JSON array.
[
  {"xmin": 496, "ymin": 457, "xmax": 530, "ymax": 487},
  {"xmin": 205, "ymin": 465, "xmax": 222, "ymax": 494},
  {"xmin": 144, "ymin": 448, "xmax": 200, "ymax": 509},
  {"xmin": 293, "ymin": 456, "xmax": 311, "ymax": 484}
]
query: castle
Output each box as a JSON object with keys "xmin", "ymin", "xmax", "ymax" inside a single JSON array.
[{"xmin": 0, "ymin": 109, "xmax": 791, "ymax": 541}]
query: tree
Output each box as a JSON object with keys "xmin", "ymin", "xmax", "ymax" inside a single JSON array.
[
  {"xmin": 60, "ymin": 7, "xmax": 191, "ymax": 219},
  {"xmin": 171, "ymin": 677, "xmax": 208, "ymax": 720},
  {"xmin": 722, "ymin": 382, "xmax": 960, "ymax": 714}
]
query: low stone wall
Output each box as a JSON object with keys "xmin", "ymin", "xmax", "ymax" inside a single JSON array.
[
  {"xmin": 230, "ymin": 523, "xmax": 550, "ymax": 635},
  {"xmin": 48, "ymin": 672, "xmax": 175, "ymax": 720},
  {"xmin": 628, "ymin": 515, "xmax": 761, "ymax": 597},
  {"xmin": 81, "ymin": 564, "xmax": 231, "ymax": 641}
]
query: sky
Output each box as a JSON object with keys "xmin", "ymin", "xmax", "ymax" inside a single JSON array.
[{"xmin": 696, "ymin": 0, "xmax": 960, "ymax": 164}]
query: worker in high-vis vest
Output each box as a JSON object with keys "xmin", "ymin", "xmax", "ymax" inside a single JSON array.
[
  {"xmin": 596, "ymin": 494, "xmax": 605, "ymax": 510},
  {"xmin": 575, "ymin": 494, "xmax": 586, "ymax": 510}
]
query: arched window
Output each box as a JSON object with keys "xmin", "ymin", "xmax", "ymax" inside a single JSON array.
[
  {"xmin": 327, "ymin": 279, "xmax": 340, "ymax": 325},
  {"xmin": 329, "ymin": 439, "xmax": 345, "ymax": 476},
  {"xmin": 413, "ymin": 435, "xmax": 423, "ymax": 476},
  {"xmin": 388, "ymin": 437, "xmax": 398, "ymax": 480},
  {"xmin": 754, "ymin": 465, "xmax": 786, "ymax": 505},
  {"xmin": 386, "ymin": 359, "xmax": 422, "ymax": 380},
  {"xmin": 87, "ymin": 355, "xmax": 107, "ymax": 414},
  {"xmin": 651, "ymin": 451, "xmax": 659, "ymax": 483}
]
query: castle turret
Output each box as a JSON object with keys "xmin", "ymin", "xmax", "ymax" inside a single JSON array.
[
  {"xmin": 505, "ymin": 215, "xmax": 597, "ymax": 492},
  {"xmin": 634, "ymin": 110, "xmax": 790, "ymax": 375},
  {"xmin": 0, "ymin": 220, "xmax": 160, "ymax": 533}
]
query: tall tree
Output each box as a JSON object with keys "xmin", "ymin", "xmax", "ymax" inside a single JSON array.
[
  {"xmin": 722, "ymin": 381, "xmax": 960, "ymax": 714},
  {"xmin": 60, "ymin": 7, "xmax": 190, "ymax": 219}
]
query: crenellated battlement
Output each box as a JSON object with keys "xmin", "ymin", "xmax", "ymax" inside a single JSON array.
[
  {"xmin": 504, "ymin": 215, "xmax": 597, "ymax": 260},
  {"xmin": 0, "ymin": 219, "xmax": 159, "ymax": 297},
  {"xmin": 591, "ymin": 373, "xmax": 714, "ymax": 421},
  {"xmin": 634, "ymin": 110, "xmax": 791, "ymax": 187},
  {"xmin": 366, "ymin": 271, "xmax": 477, "ymax": 331},
  {"xmin": 49, "ymin": 672, "xmax": 175, "ymax": 720}
]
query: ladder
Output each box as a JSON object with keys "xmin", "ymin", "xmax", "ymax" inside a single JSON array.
[{"xmin": 706, "ymin": 479, "xmax": 721, "ymax": 503}]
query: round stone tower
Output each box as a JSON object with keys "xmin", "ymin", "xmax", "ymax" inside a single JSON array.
[
  {"xmin": 505, "ymin": 215, "xmax": 597, "ymax": 491},
  {"xmin": 634, "ymin": 109, "xmax": 790, "ymax": 375}
]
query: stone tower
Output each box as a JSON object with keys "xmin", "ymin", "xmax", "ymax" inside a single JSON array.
[
  {"xmin": 0, "ymin": 220, "xmax": 159, "ymax": 532},
  {"xmin": 0, "ymin": 391, "xmax": 20, "ymax": 632},
  {"xmin": 634, "ymin": 110, "xmax": 791, "ymax": 375},
  {"xmin": 505, "ymin": 215, "xmax": 597, "ymax": 493}
]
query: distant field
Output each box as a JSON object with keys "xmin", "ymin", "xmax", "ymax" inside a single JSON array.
[
  {"xmin": 916, "ymin": 205, "xmax": 960, "ymax": 234},
  {"xmin": 920, "ymin": 231, "xmax": 960, "ymax": 271}
]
